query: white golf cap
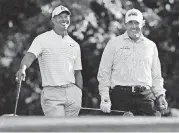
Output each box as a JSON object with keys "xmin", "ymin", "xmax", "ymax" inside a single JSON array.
[
  {"xmin": 125, "ymin": 8, "xmax": 143, "ymax": 23},
  {"xmin": 52, "ymin": 5, "xmax": 71, "ymax": 18}
]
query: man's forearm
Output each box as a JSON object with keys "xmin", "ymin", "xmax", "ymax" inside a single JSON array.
[
  {"xmin": 152, "ymin": 75, "xmax": 165, "ymax": 98},
  {"xmin": 19, "ymin": 64, "xmax": 27, "ymax": 70},
  {"xmin": 19, "ymin": 52, "xmax": 36, "ymax": 70},
  {"xmin": 97, "ymin": 68, "xmax": 111, "ymax": 98},
  {"xmin": 99, "ymin": 87, "xmax": 110, "ymax": 99},
  {"xmin": 74, "ymin": 70, "xmax": 83, "ymax": 89}
]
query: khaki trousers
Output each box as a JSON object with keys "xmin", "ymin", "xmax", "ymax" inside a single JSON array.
[{"xmin": 41, "ymin": 84, "xmax": 82, "ymax": 117}]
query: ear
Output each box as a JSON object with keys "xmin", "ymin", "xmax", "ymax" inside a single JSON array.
[
  {"xmin": 123, "ymin": 21, "xmax": 127, "ymax": 29},
  {"xmin": 51, "ymin": 17, "xmax": 55, "ymax": 24},
  {"xmin": 139, "ymin": 20, "xmax": 145, "ymax": 28}
]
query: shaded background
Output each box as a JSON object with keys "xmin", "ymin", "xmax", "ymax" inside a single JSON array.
[{"xmin": 0, "ymin": 0, "xmax": 179, "ymax": 116}]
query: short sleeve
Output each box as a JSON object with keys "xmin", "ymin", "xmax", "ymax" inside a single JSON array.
[{"xmin": 27, "ymin": 36, "xmax": 42, "ymax": 58}]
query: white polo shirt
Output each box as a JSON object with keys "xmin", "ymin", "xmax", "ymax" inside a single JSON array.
[
  {"xmin": 27, "ymin": 30, "xmax": 82, "ymax": 87},
  {"xmin": 97, "ymin": 31, "xmax": 166, "ymax": 98}
]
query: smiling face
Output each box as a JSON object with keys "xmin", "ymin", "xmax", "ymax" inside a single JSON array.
[
  {"xmin": 125, "ymin": 20, "xmax": 145, "ymax": 41},
  {"xmin": 52, "ymin": 11, "xmax": 70, "ymax": 31}
]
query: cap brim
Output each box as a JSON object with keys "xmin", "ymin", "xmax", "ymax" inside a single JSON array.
[
  {"xmin": 61, "ymin": 10, "xmax": 71, "ymax": 15},
  {"xmin": 52, "ymin": 10, "xmax": 71, "ymax": 18},
  {"xmin": 125, "ymin": 18, "xmax": 143, "ymax": 23}
]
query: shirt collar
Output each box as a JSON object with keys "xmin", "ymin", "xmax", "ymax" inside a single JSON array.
[
  {"xmin": 51, "ymin": 30, "xmax": 68, "ymax": 38},
  {"xmin": 123, "ymin": 31, "xmax": 145, "ymax": 42}
]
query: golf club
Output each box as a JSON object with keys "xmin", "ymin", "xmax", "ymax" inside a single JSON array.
[
  {"xmin": 81, "ymin": 107, "xmax": 125, "ymax": 113},
  {"xmin": 13, "ymin": 79, "xmax": 22, "ymax": 116},
  {"xmin": 81, "ymin": 107, "xmax": 134, "ymax": 116}
]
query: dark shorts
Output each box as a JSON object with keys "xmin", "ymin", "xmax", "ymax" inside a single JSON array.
[{"xmin": 110, "ymin": 86, "xmax": 161, "ymax": 116}]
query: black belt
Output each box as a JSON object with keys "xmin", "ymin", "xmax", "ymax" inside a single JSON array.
[{"xmin": 113, "ymin": 85, "xmax": 149, "ymax": 93}]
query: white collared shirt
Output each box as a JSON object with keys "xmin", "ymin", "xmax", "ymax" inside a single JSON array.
[
  {"xmin": 97, "ymin": 31, "xmax": 166, "ymax": 98},
  {"xmin": 27, "ymin": 30, "xmax": 82, "ymax": 87}
]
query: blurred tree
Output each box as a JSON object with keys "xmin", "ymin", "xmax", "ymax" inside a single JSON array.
[{"xmin": 0, "ymin": 0, "xmax": 179, "ymax": 116}]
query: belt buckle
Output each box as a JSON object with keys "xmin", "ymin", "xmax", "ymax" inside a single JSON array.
[
  {"xmin": 60, "ymin": 84, "xmax": 69, "ymax": 88},
  {"xmin": 145, "ymin": 86, "xmax": 150, "ymax": 90},
  {"xmin": 60, "ymin": 83, "xmax": 74, "ymax": 88},
  {"xmin": 132, "ymin": 86, "xmax": 135, "ymax": 92},
  {"xmin": 133, "ymin": 86, "xmax": 148, "ymax": 92}
]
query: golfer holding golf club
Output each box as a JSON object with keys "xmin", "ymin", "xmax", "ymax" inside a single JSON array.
[
  {"xmin": 16, "ymin": 5, "xmax": 83, "ymax": 116},
  {"xmin": 97, "ymin": 8, "xmax": 168, "ymax": 116}
]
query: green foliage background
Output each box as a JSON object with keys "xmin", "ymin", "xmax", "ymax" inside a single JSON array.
[{"xmin": 0, "ymin": 0, "xmax": 179, "ymax": 116}]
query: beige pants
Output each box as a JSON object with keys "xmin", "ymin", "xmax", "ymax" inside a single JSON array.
[{"xmin": 41, "ymin": 84, "xmax": 82, "ymax": 117}]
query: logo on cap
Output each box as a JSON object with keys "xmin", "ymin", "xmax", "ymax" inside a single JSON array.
[
  {"xmin": 125, "ymin": 8, "xmax": 143, "ymax": 23},
  {"xmin": 60, "ymin": 6, "xmax": 66, "ymax": 11}
]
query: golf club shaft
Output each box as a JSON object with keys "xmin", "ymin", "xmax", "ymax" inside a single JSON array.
[
  {"xmin": 81, "ymin": 107, "xmax": 125, "ymax": 113},
  {"xmin": 14, "ymin": 80, "xmax": 22, "ymax": 116}
]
